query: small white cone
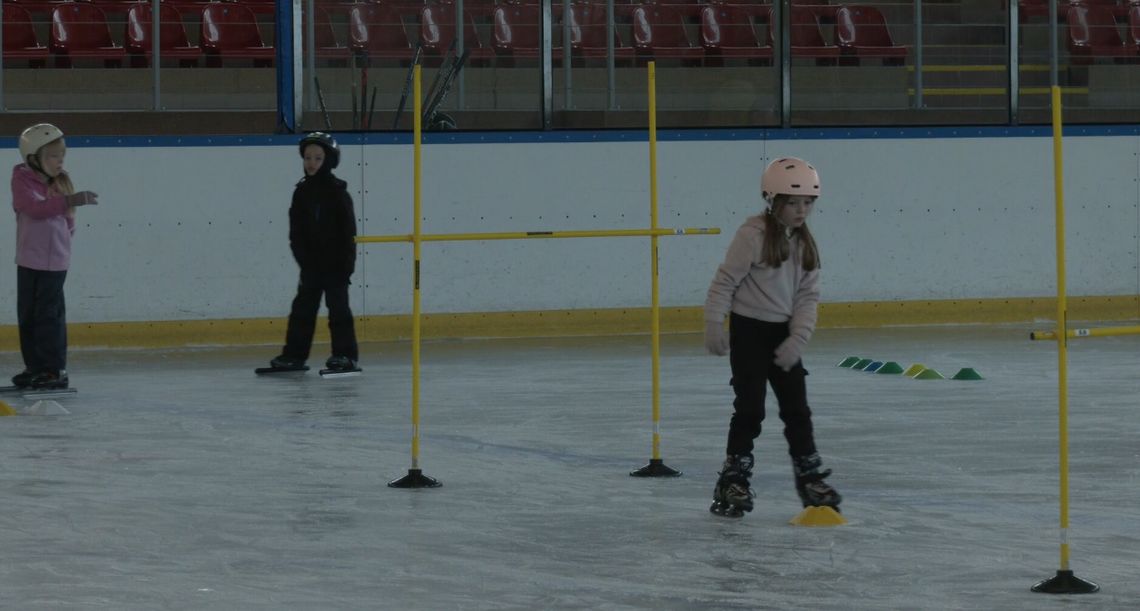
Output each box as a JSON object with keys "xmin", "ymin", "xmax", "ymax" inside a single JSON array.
[{"xmin": 27, "ymin": 400, "xmax": 69, "ymax": 416}]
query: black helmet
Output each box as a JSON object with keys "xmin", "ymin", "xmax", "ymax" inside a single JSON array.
[{"xmin": 298, "ymin": 132, "xmax": 339, "ymax": 169}]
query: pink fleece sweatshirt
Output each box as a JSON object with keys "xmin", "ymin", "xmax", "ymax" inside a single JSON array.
[{"xmin": 11, "ymin": 163, "xmax": 75, "ymax": 272}]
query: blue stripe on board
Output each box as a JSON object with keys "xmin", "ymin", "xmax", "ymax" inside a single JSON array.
[{"xmin": 4, "ymin": 124, "xmax": 1140, "ymax": 148}]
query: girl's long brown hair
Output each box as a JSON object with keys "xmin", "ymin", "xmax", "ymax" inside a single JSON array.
[
  {"xmin": 761, "ymin": 195, "xmax": 820, "ymax": 271},
  {"xmin": 29, "ymin": 140, "xmax": 75, "ymax": 196}
]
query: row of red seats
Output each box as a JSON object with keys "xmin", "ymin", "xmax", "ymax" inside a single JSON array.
[
  {"xmin": 2, "ymin": 2, "xmax": 272, "ymax": 67},
  {"xmin": 2, "ymin": 0, "xmax": 901, "ymax": 68},
  {"xmin": 346, "ymin": 2, "xmax": 904, "ymax": 66},
  {"xmin": 1020, "ymin": 0, "xmax": 1137, "ymax": 22},
  {"xmin": 1064, "ymin": 2, "xmax": 1140, "ymax": 62}
]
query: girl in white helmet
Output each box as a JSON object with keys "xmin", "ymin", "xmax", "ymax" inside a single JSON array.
[
  {"xmin": 10, "ymin": 123, "xmax": 99, "ymax": 390},
  {"xmin": 703, "ymin": 156, "xmax": 841, "ymax": 517}
]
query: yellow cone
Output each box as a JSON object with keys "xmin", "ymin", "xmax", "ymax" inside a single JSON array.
[
  {"xmin": 903, "ymin": 363, "xmax": 927, "ymax": 377},
  {"xmin": 0, "ymin": 400, "xmax": 16, "ymax": 417},
  {"xmin": 789, "ymin": 505, "xmax": 846, "ymax": 527}
]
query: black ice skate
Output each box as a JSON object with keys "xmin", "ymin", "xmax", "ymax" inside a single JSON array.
[
  {"xmin": 710, "ymin": 455, "xmax": 755, "ymax": 518},
  {"xmin": 29, "ymin": 370, "xmax": 68, "ymax": 390},
  {"xmin": 10, "ymin": 370, "xmax": 33, "ymax": 388},
  {"xmin": 256, "ymin": 355, "xmax": 310, "ymax": 375},
  {"xmin": 320, "ymin": 356, "xmax": 361, "ymax": 378},
  {"xmin": 792, "ymin": 453, "xmax": 842, "ymax": 511}
]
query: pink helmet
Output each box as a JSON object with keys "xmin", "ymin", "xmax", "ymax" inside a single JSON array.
[{"xmin": 761, "ymin": 157, "xmax": 820, "ymax": 202}]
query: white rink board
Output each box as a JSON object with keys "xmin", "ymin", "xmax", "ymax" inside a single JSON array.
[{"xmin": 0, "ymin": 132, "xmax": 1136, "ymax": 323}]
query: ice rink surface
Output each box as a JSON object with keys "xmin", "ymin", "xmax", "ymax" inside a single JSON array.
[{"xmin": 1, "ymin": 325, "xmax": 1138, "ymax": 610}]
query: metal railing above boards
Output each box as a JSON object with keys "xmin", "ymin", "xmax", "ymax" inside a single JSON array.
[{"xmin": 3, "ymin": 1, "xmax": 1140, "ymax": 128}]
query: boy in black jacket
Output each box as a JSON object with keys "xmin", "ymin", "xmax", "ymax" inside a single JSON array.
[{"xmin": 269, "ymin": 132, "xmax": 359, "ymax": 372}]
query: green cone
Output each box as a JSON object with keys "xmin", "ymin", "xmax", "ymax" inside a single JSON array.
[
  {"xmin": 952, "ymin": 368, "xmax": 983, "ymax": 380},
  {"xmin": 876, "ymin": 361, "xmax": 905, "ymax": 374},
  {"xmin": 837, "ymin": 356, "xmax": 861, "ymax": 368},
  {"xmin": 913, "ymin": 368, "xmax": 945, "ymax": 380}
]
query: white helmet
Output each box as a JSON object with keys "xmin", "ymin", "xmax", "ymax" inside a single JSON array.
[
  {"xmin": 761, "ymin": 157, "xmax": 820, "ymax": 203},
  {"xmin": 19, "ymin": 123, "xmax": 64, "ymax": 162}
]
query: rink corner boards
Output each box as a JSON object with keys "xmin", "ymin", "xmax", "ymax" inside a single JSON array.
[{"xmin": 0, "ymin": 295, "xmax": 1136, "ymax": 349}]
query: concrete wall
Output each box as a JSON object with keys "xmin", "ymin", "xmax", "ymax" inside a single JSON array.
[{"xmin": 0, "ymin": 127, "xmax": 1136, "ymax": 326}]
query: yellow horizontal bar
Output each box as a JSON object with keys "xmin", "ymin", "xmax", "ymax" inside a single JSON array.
[
  {"xmin": 1029, "ymin": 325, "xmax": 1140, "ymax": 341},
  {"xmin": 357, "ymin": 227, "xmax": 720, "ymax": 244},
  {"xmin": 907, "ymin": 87, "xmax": 1088, "ymax": 96},
  {"xmin": 906, "ymin": 64, "xmax": 1065, "ymax": 73}
]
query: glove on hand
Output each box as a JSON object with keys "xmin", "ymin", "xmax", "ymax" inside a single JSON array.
[
  {"xmin": 66, "ymin": 191, "xmax": 99, "ymax": 206},
  {"xmin": 705, "ymin": 321, "xmax": 729, "ymax": 356},
  {"xmin": 773, "ymin": 335, "xmax": 807, "ymax": 371}
]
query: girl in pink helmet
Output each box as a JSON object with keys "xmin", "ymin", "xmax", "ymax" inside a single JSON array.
[
  {"xmin": 703, "ymin": 156, "xmax": 841, "ymax": 518},
  {"xmin": 10, "ymin": 123, "xmax": 99, "ymax": 390}
]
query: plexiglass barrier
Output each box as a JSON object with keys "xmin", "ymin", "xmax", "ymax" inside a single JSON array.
[{"xmin": 2, "ymin": 1, "xmax": 1139, "ymax": 128}]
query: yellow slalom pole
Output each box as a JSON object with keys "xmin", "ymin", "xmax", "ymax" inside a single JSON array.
[
  {"xmin": 389, "ymin": 64, "xmax": 439, "ymax": 489},
  {"xmin": 1032, "ymin": 85, "xmax": 1096, "ymax": 594},
  {"xmin": 1029, "ymin": 325, "xmax": 1140, "ymax": 341},
  {"xmin": 1053, "ymin": 83, "xmax": 1071, "ymax": 575},
  {"xmin": 632, "ymin": 61, "xmax": 679, "ymax": 477},
  {"xmin": 357, "ymin": 227, "xmax": 719, "ymax": 244}
]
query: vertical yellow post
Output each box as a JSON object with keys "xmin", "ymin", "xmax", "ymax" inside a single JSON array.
[
  {"xmin": 650, "ymin": 61, "xmax": 661, "ymax": 460},
  {"xmin": 631, "ymin": 61, "xmax": 680, "ymax": 477},
  {"xmin": 1052, "ymin": 84, "xmax": 1070, "ymax": 575},
  {"xmin": 1032, "ymin": 85, "xmax": 1095, "ymax": 593},
  {"xmin": 412, "ymin": 65, "xmax": 423, "ymax": 471},
  {"xmin": 389, "ymin": 64, "xmax": 440, "ymax": 488}
]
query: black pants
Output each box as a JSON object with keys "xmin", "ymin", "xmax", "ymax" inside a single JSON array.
[
  {"xmin": 16, "ymin": 266, "xmax": 68, "ymax": 375},
  {"xmin": 280, "ymin": 276, "xmax": 358, "ymax": 362},
  {"xmin": 725, "ymin": 313, "xmax": 818, "ymax": 459}
]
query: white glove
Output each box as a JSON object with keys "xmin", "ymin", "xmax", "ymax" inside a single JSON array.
[
  {"xmin": 773, "ymin": 335, "xmax": 807, "ymax": 371},
  {"xmin": 705, "ymin": 321, "xmax": 729, "ymax": 356}
]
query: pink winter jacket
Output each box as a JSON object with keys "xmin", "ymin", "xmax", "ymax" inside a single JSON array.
[{"xmin": 11, "ymin": 163, "xmax": 75, "ymax": 272}]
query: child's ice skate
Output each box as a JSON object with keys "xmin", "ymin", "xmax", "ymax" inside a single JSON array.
[
  {"xmin": 256, "ymin": 355, "xmax": 310, "ymax": 375},
  {"xmin": 792, "ymin": 452, "xmax": 842, "ymax": 511},
  {"xmin": 320, "ymin": 356, "xmax": 361, "ymax": 378},
  {"xmin": 10, "ymin": 370, "xmax": 33, "ymax": 388},
  {"xmin": 29, "ymin": 370, "xmax": 68, "ymax": 390},
  {"xmin": 710, "ymin": 454, "xmax": 755, "ymax": 518}
]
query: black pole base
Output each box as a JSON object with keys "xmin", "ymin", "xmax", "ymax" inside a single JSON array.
[
  {"xmin": 1031, "ymin": 570, "xmax": 1099, "ymax": 594},
  {"xmin": 387, "ymin": 468, "xmax": 442, "ymax": 489},
  {"xmin": 630, "ymin": 458, "xmax": 682, "ymax": 477}
]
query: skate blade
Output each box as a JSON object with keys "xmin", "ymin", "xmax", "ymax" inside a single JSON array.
[
  {"xmin": 709, "ymin": 501, "xmax": 748, "ymax": 518},
  {"xmin": 319, "ymin": 368, "xmax": 362, "ymax": 379},
  {"xmin": 20, "ymin": 387, "xmax": 77, "ymax": 399},
  {"xmin": 255, "ymin": 366, "xmax": 310, "ymax": 375}
]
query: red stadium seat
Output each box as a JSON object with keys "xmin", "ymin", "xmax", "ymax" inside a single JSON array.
[
  {"xmin": 419, "ymin": 2, "xmax": 494, "ymax": 63},
  {"xmin": 1066, "ymin": 3, "xmax": 1136, "ymax": 63},
  {"xmin": 567, "ymin": 1, "xmax": 634, "ymax": 62},
  {"xmin": 632, "ymin": 2, "xmax": 705, "ymax": 62},
  {"xmin": 3, "ymin": 3, "xmax": 49, "ymax": 68},
  {"xmin": 764, "ymin": 5, "xmax": 840, "ymax": 61},
  {"xmin": 310, "ymin": 6, "xmax": 352, "ymax": 64},
  {"xmin": 1128, "ymin": 4, "xmax": 1140, "ymax": 47},
  {"xmin": 492, "ymin": 3, "xmax": 565, "ymax": 62},
  {"xmin": 232, "ymin": 0, "xmax": 276, "ymax": 16},
  {"xmin": 348, "ymin": 2, "xmax": 414, "ymax": 64},
  {"xmin": 200, "ymin": 2, "xmax": 274, "ymax": 67},
  {"xmin": 700, "ymin": 3, "xmax": 772, "ymax": 64},
  {"xmin": 50, "ymin": 2, "xmax": 127, "ymax": 67},
  {"xmin": 125, "ymin": 3, "xmax": 201, "ymax": 67},
  {"xmin": 834, "ymin": 5, "xmax": 907, "ymax": 65}
]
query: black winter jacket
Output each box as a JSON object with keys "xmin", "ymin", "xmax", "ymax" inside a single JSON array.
[{"xmin": 288, "ymin": 171, "xmax": 357, "ymax": 284}]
